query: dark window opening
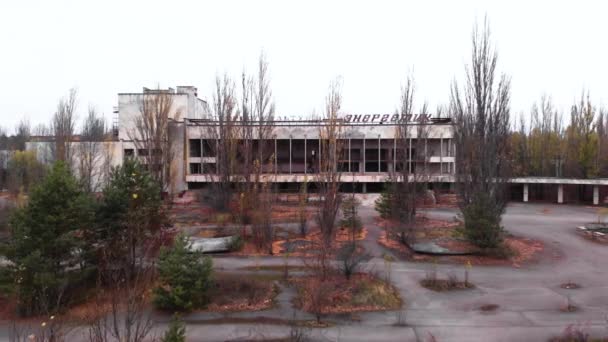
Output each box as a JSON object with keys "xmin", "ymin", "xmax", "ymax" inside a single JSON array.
[
  {"xmin": 203, "ymin": 163, "xmax": 216, "ymax": 174},
  {"xmin": 189, "ymin": 139, "xmax": 201, "ymax": 157},
  {"xmin": 338, "ymin": 162, "xmax": 350, "ymax": 172},
  {"xmin": 365, "ymin": 162, "xmax": 379, "ymax": 172},
  {"xmin": 202, "ymin": 140, "xmax": 217, "ymax": 157},
  {"xmin": 190, "ymin": 163, "xmax": 201, "ymax": 174}
]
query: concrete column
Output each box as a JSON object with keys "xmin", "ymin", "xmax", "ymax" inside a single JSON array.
[
  {"xmin": 274, "ymin": 138, "xmax": 277, "ymax": 174},
  {"xmin": 593, "ymin": 185, "xmax": 599, "ymax": 205},
  {"xmin": 304, "ymin": 136, "xmax": 307, "ymax": 175},
  {"xmin": 393, "ymin": 136, "xmax": 396, "ymax": 173},
  {"xmin": 557, "ymin": 184, "xmax": 564, "ymax": 204},
  {"xmin": 289, "ymin": 135, "xmax": 292, "ymax": 174},
  {"xmin": 408, "ymin": 138, "xmax": 412, "ymax": 174},
  {"xmin": 523, "ymin": 184, "xmax": 529, "ymax": 202},
  {"xmin": 318, "ymin": 137, "xmax": 321, "ymax": 172},
  {"xmin": 378, "ymin": 135, "xmax": 381, "ymax": 172},
  {"xmin": 348, "ymin": 138, "xmax": 351, "ymax": 173},
  {"xmin": 362, "ymin": 183, "xmax": 367, "ymax": 193},
  {"xmin": 363, "ymin": 139, "xmax": 366, "ymax": 173},
  {"xmin": 200, "ymin": 138, "xmax": 203, "ymax": 174},
  {"xmin": 440, "ymin": 136, "xmax": 443, "ymax": 174},
  {"xmin": 452, "ymin": 140, "xmax": 456, "ymax": 175},
  {"xmin": 424, "ymin": 138, "xmax": 428, "ymax": 173},
  {"xmin": 216, "ymin": 138, "xmax": 219, "ymax": 176}
]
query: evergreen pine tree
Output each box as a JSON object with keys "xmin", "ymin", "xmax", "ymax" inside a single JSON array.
[
  {"xmin": 161, "ymin": 314, "xmax": 186, "ymax": 342},
  {"xmin": 94, "ymin": 159, "xmax": 166, "ymax": 270},
  {"xmin": 6, "ymin": 161, "xmax": 95, "ymax": 316},
  {"xmin": 154, "ymin": 234, "xmax": 213, "ymax": 311},
  {"xmin": 374, "ymin": 182, "xmax": 393, "ymax": 219}
]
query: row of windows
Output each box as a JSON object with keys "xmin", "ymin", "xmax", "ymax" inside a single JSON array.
[
  {"xmin": 188, "ymin": 139, "xmax": 455, "ymax": 159},
  {"xmin": 123, "ymin": 148, "xmax": 162, "ymax": 157},
  {"xmin": 187, "ymin": 161, "xmax": 457, "ymax": 175}
]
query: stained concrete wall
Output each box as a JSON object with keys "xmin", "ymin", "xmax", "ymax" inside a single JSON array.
[{"xmin": 118, "ymin": 87, "xmax": 209, "ymax": 141}]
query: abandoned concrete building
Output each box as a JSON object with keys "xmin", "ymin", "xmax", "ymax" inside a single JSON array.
[{"xmin": 25, "ymin": 86, "xmax": 608, "ymax": 204}]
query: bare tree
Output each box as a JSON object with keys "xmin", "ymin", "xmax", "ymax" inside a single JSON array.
[
  {"xmin": 52, "ymin": 89, "xmax": 78, "ymax": 165},
  {"xmin": 251, "ymin": 174, "xmax": 276, "ymax": 254},
  {"xmin": 9, "ymin": 316, "xmax": 72, "ymax": 342},
  {"xmin": 205, "ymin": 74, "xmax": 240, "ymax": 211},
  {"xmin": 566, "ymin": 92, "xmax": 598, "ymax": 179},
  {"xmin": 298, "ymin": 176, "xmax": 309, "ymax": 237},
  {"xmin": 244, "ymin": 52, "xmax": 277, "ymax": 250},
  {"xmin": 78, "ymin": 106, "xmax": 107, "ymax": 192},
  {"xmin": 237, "ymin": 70, "xmax": 255, "ymax": 209},
  {"xmin": 316, "ymin": 78, "xmax": 344, "ymax": 248},
  {"xmin": 387, "ymin": 75, "xmax": 429, "ymax": 245},
  {"xmin": 85, "ymin": 247, "xmax": 156, "ymax": 342},
  {"xmin": 99, "ymin": 140, "xmax": 115, "ymax": 190},
  {"xmin": 252, "ymin": 52, "xmax": 276, "ymax": 172},
  {"xmin": 450, "ymin": 18, "xmax": 511, "ymax": 249},
  {"xmin": 32, "ymin": 123, "xmax": 50, "ymax": 137},
  {"xmin": 130, "ymin": 88, "xmax": 180, "ymax": 193},
  {"xmin": 13, "ymin": 119, "xmax": 30, "ymax": 151},
  {"xmin": 511, "ymin": 113, "xmax": 529, "ymax": 177},
  {"xmin": 0, "ymin": 126, "xmax": 7, "ymax": 189},
  {"xmin": 598, "ymin": 107, "xmax": 608, "ymax": 177},
  {"xmin": 307, "ymin": 277, "xmax": 332, "ymax": 324}
]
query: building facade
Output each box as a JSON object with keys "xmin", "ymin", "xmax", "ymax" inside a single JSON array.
[
  {"xmin": 184, "ymin": 118, "xmax": 456, "ymax": 192},
  {"xmin": 106, "ymin": 86, "xmax": 456, "ymax": 193},
  {"xmin": 25, "ymin": 85, "xmax": 608, "ymax": 204}
]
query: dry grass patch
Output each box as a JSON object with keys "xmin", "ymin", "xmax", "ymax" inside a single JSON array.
[
  {"xmin": 420, "ymin": 274, "xmax": 475, "ymax": 292},
  {"xmin": 205, "ymin": 273, "xmax": 279, "ymax": 312},
  {"xmin": 291, "ymin": 273, "xmax": 401, "ymax": 315},
  {"xmin": 272, "ymin": 227, "xmax": 367, "ymax": 257}
]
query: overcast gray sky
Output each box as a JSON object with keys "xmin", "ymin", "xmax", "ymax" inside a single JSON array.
[{"xmin": 0, "ymin": 0, "xmax": 606, "ymax": 132}]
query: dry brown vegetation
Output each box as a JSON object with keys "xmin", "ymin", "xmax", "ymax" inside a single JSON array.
[
  {"xmin": 420, "ymin": 274, "xmax": 475, "ymax": 292},
  {"xmin": 377, "ymin": 217, "xmax": 545, "ymax": 267},
  {"xmin": 478, "ymin": 304, "xmax": 499, "ymax": 312},
  {"xmin": 205, "ymin": 273, "xmax": 279, "ymax": 312},
  {"xmin": 170, "ymin": 198, "xmax": 315, "ymax": 228},
  {"xmin": 377, "ymin": 214, "xmax": 461, "ymax": 241},
  {"xmin": 291, "ymin": 273, "xmax": 401, "ymax": 315},
  {"xmin": 1, "ymin": 273, "xmax": 279, "ymax": 328}
]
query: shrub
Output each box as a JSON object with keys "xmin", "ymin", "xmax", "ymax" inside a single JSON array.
[
  {"xmin": 340, "ymin": 196, "xmax": 362, "ymax": 238},
  {"xmin": 461, "ymin": 192, "xmax": 504, "ymax": 249},
  {"xmin": 228, "ymin": 235, "xmax": 244, "ymax": 252},
  {"xmin": 0, "ymin": 198, "xmax": 15, "ymax": 240},
  {"xmin": 479, "ymin": 243, "xmax": 514, "ymax": 259},
  {"xmin": 161, "ymin": 314, "xmax": 186, "ymax": 342},
  {"xmin": 337, "ymin": 242, "xmax": 368, "ymax": 280},
  {"xmin": 154, "ymin": 234, "xmax": 213, "ymax": 311}
]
